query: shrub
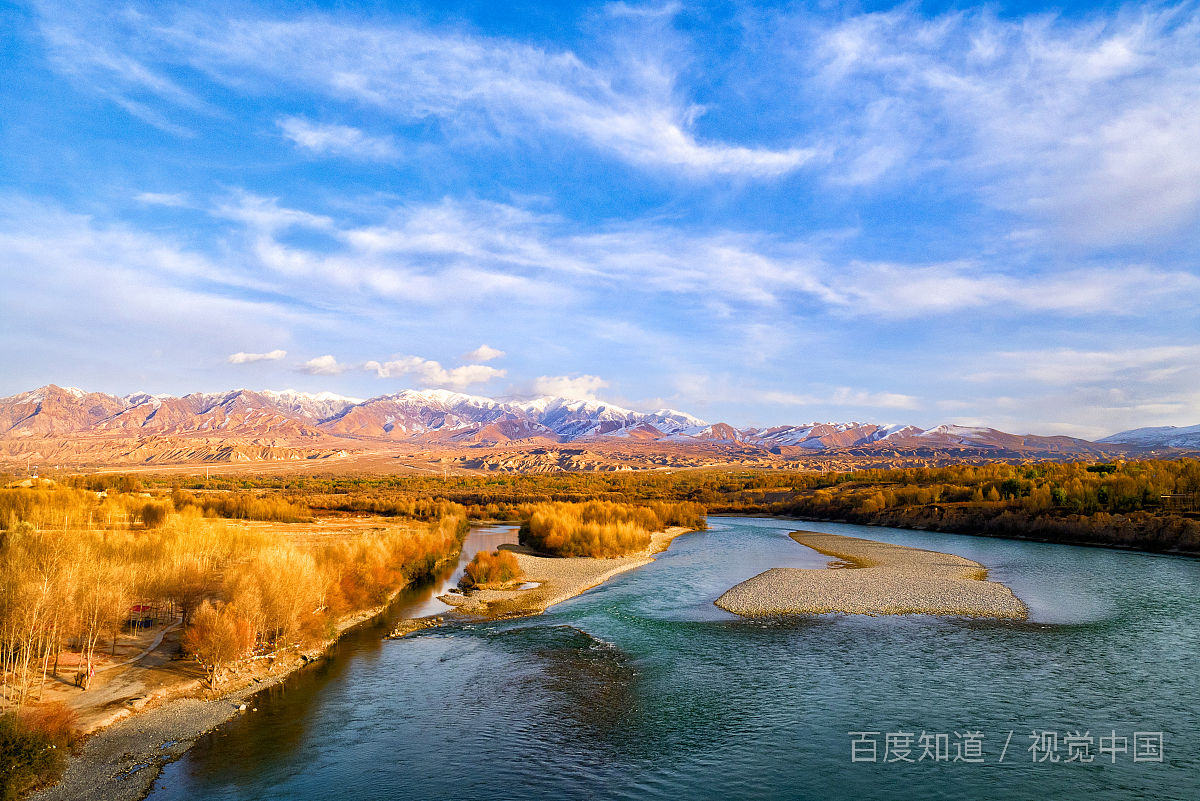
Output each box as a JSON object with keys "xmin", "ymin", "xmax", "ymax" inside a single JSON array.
[
  {"xmin": 460, "ymin": 550, "xmax": 522, "ymax": 589},
  {"xmin": 516, "ymin": 500, "xmax": 704, "ymax": 557},
  {"xmin": 0, "ymin": 704, "xmax": 77, "ymax": 800},
  {"xmin": 197, "ymin": 493, "xmax": 312, "ymax": 523},
  {"xmin": 140, "ymin": 500, "xmax": 170, "ymax": 529}
]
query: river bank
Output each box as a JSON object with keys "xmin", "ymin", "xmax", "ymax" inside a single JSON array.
[
  {"xmin": 713, "ymin": 508, "xmax": 1200, "ymax": 558},
  {"xmin": 715, "ymin": 531, "xmax": 1028, "ymax": 618},
  {"xmin": 28, "ymin": 573, "xmax": 442, "ymax": 801},
  {"xmin": 723, "ymin": 505, "xmax": 1200, "ymax": 557}
]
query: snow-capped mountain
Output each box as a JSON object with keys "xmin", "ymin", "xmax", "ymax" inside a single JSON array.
[
  {"xmin": 0, "ymin": 386, "xmax": 708, "ymax": 444},
  {"xmin": 0, "ymin": 385, "xmax": 1178, "ymax": 462},
  {"xmin": 321, "ymin": 389, "xmax": 707, "ymax": 441},
  {"xmin": 1099, "ymin": 424, "xmax": 1200, "ymax": 449}
]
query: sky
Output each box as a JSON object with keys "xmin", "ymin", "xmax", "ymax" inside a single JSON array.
[{"xmin": 1, "ymin": 0, "xmax": 1198, "ymax": 438}]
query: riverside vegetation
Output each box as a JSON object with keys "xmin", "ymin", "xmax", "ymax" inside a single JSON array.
[
  {"xmin": 0, "ymin": 485, "xmax": 702, "ymax": 797},
  {"xmin": 519, "ymin": 501, "xmax": 707, "ymax": 557},
  {"xmin": 70, "ymin": 458, "xmax": 1197, "ymax": 552},
  {"xmin": 0, "ymin": 484, "xmax": 468, "ymax": 799}
]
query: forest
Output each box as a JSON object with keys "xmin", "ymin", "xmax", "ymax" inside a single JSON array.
[{"xmin": 0, "ymin": 485, "xmax": 468, "ymax": 704}]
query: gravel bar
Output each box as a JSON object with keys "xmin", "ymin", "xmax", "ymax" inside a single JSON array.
[{"xmin": 715, "ymin": 531, "xmax": 1027, "ymax": 619}]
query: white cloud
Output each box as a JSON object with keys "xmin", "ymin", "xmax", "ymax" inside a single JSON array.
[
  {"xmin": 364, "ymin": 356, "xmax": 505, "ymax": 389},
  {"xmin": 215, "ymin": 191, "xmax": 334, "ymax": 233},
  {"xmin": 462, "ymin": 344, "xmax": 505, "ymax": 363},
  {"xmin": 828, "ymin": 262, "xmax": 1200, "ymax": 318},
  {"xmin": 300, "ymin": 355, "xmax": 352, "ymax": 375},
  {"xmin": 228, "ymin": 349, "xmax": 287, "ymax": 364},
  {"xmin": 533, "ymin": 374, "xmax": 609, "ymax": 401},
  {"xmin": 952, "ymin": 344, "xmax": 1200, "ymax": 438},
  {"xmin": 605, "ymin": 2, "xmax": 683, "ymax": 19},
  {"xmin": 277, "ymin": 116, "xmax": 401, "ymax": 161},
  {"xmin": 32, "ymin": 4, "xmax": 222, "ymax": 136},
  {"xmin": 211, "ymin": 192, "xmax": 1200, "ymax": 318},
  {"xmin": 0, "ymin": 199, "xmax": 306, "ymax": 390}
]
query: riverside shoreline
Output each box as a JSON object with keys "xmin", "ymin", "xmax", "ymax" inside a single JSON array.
[
  {"xmin": 28, "ymin": 583, "xmax": 418, "ymax": 801},
  {"xmin": 715, "ymin": 531, "xmax": 1028, "ymax": 619},
  {"xmin": 713, "ymin": 511, "xmax": 1200, "ymax": 558},
  {"xmin": 432, "ymin": 526, "xmax": 696, "ymax": 619}
]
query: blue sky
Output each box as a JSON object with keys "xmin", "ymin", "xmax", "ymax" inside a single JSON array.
[{"xmin": 1, "ymin": 0, "xmax": 1198, "ymax": 437}]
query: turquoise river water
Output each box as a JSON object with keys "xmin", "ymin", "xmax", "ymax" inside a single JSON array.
[{"xmin": 145, "ymin": 517, "xmax": 1199, "ymax": 800}]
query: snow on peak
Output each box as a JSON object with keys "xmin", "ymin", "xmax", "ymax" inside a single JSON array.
[
  {"xmin": 388, "ymin": 388, "xmax": 503, "ymax": 408},
  {"xmin": 262, "ymin": 389, "xmax": 364, "ymax": 404},
  {"xmin": 1099, "ymin": 423, "xmax": 1200, "ymax": 447},
  {"xmin": 651, "ymin": 408, "xmax": 707, "ymax": 427}
]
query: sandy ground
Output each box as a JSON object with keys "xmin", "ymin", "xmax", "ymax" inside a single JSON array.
[
  {"xmin": 715, "ymin": 531, "xmax": 1028, "ymax": 619},
  {"xmin": 435, "ymin": 527, "xmax": 695, "ymax": 618}
]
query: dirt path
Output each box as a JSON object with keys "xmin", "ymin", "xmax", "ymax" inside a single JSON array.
[{"xmin": 95, "ymin": 620, "xmax": 182, "ymax": 674}]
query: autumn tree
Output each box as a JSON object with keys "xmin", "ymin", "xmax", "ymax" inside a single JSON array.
[{"xmin": 183, "ymin": 601, "xmax": 254, "ymax": 688}]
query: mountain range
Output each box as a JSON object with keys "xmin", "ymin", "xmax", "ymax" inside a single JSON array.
[{"xmin": 0, "ymin": 385, "xmax": 1194, "ymax": 472}]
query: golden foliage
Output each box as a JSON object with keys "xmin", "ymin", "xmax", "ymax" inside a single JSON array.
[
  {"xmin": 519, "ymin": 500, "xmax": 703, "ymax": 557},
  {"xmin": 461, "ymin": 549, "xmax": 522, "ymax": 589},
  {"xmin": 0, "ymin": 490, "xmax": 467, "ymax": 706}
]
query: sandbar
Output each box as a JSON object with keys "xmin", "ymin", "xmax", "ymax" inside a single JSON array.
[{"xmin": 715, "ymin": 531, "xmax": 1027, "ymax": 619}]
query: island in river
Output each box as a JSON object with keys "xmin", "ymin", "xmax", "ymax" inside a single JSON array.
[{"xmin": 715, "ymin": 530, "xmax": 1027, "ymax": 619}]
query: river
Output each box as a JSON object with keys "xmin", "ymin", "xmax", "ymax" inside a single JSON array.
[{"xmin": 144, "ymin": 517, "xmax": 1200, "ymax": 800}]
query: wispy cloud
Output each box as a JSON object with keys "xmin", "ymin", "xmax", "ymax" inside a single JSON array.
[
  {"xmin": 952, "ymin": 344, "xmax": 1200, "ymax": 438},
  {"xmin": 33, "ymin": 4, "xmax": 219, "ymax": 136},
  {"xmin": 0, "ymin": 198, "xmax": 307, "ymax": 390},
  {"xmin": 827, "ymin": 262, "xmax": 1200, "ymax": 318},
  {"xmin": 604, "ymin": 2, "xmax": 683, "ymax": 20},
  {"xmin": 761, "ymin": 387, "xmax": 920, "ymax": 410},
  {"xmin": 136, "ymin": 192, "xmax": 189, "ymax": 207},
  {"xmin": 795, "ymin": 4, "xmax": 1200, "ymax": 245},
  {"xmin": 970, "ymin": 345, "xmax": 1200, "ymax": 387},
  {"xmin": 228, "ymin": 349, "xmax": 287, "ymax": 364},
  {"xmin": 34, "ymin": 4, "xmax": 816, "ymax": 178},
  {"xmin": 277, "ymin": 116, "xmax": 400, "ymax": 161},
  {"xmin": 215, "ymin": 191, "xmax": 334, "ymax": 233},
  {"xmin": 217, "ymin": 191, "xmax": 1200, "ymax": 317}
]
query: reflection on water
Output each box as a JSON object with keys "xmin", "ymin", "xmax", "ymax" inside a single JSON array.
[
  {"xmin": 399, "ymin": 523, "xmax": 520, "ymax": 618},
  {"xmin": 148, "ymin": 518, "xmax": 1200, "ymax": 801}
]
